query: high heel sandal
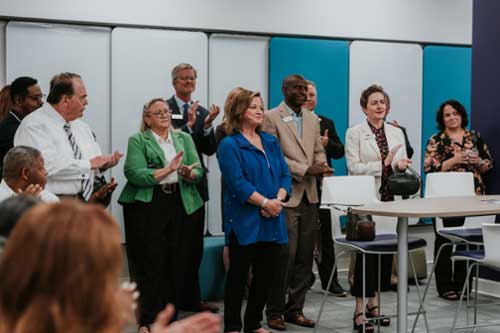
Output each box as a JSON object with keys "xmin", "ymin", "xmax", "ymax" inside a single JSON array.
[
  {"xmin": 365, "ymin": 305, "xmax": 391, "ymax": 326},
  {"xmin": 353, "ymin": 313, "xmax": 374, "ymax": 332}
]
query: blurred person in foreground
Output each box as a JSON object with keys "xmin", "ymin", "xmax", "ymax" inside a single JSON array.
[{"xmin": 0, "ymin": 200, "xmax": 220, "ymax": 333}]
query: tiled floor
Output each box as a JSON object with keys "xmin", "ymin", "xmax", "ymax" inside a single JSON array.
[{"xmin": 125, "ymin": 271, "xmax": 500, "ymax": 332}]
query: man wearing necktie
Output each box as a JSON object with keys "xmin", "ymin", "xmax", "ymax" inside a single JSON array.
[
  {"xmin": 14, "ymin": 72, "xmax": 122, "ymax": 201},
  {"xmin": 166, "ymin": 63, "xmax": 220, "ymax": 313}
]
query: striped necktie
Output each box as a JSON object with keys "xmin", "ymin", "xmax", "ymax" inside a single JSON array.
[{"xmin": 63, "ymin": 122, "xmax": 92, "ymax": 200}]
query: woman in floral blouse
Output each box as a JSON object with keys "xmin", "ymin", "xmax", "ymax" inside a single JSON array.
[{"xmin": 424, "ymin": 99, "xmax": 493, "ymax": 301}]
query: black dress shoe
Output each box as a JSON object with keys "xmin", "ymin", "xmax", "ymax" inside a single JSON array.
[{"xmin": 329, "ymin": 282, "xmax": 348, "ymax": 297}]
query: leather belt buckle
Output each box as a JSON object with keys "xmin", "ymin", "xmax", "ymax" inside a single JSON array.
[{"xmin": 160, "ymin": 183, "xmax": 177, "ymax": 194}]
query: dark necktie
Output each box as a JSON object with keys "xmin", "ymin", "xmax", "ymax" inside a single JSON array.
[
  {"xmin": 183, "ymin": 103, "xmax": 190, "ymax": 122},
  {"xmin": 63, "ymin": 122, "xmax": 92, "ymax": 200}
]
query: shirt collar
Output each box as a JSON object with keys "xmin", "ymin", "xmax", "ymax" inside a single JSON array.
[
  {"xmin": 9, "ymin": 109, "xmax": 24, "ymax": 122},
  {"xmin": 367, "ymin": 119, "xmax": 384, "ymax": 133},
  {"xmin": 284, "ymin": 103, "xmax": 302, "ymax": 117},
  {"xmin": 45, "ymin": 103, "xmax": 69, "ymax": 127},
  {"xmin": 0, "ymin": 180, "xmax": 16, "ymax": 196},
  {"xmin": 151, "ymin": 129, "xmax": 174, "ymax": 144},
  {"xmin": 174, "ymin": 95, "xmax": 192, "ymax": 110}
]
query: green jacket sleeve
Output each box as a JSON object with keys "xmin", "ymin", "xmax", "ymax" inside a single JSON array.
[{"xmin": 123, "ymin": 134, "xmax": 159, "ymax": 187}]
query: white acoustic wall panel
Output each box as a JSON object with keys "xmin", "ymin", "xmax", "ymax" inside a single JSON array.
[
  {"xmin": 6, "ymin": 22, "xmax": 111, "ymax": 153},
  {"xmin": 207, "ymin": 34, "xmax": 269, "ymax": 235},
  {"xmin": 111, "ymin": 28, "xmax": 208, "ymax": 239},
  {"xmin": 349, "ymin": 41, "xmax": 423, "ymax": 224},
  {"xmin": 349, "ymin": 41, "xmax": 423, "ymax": 173},
  {"xmin": 0, "ymin": 22, "xmax": 6, "ymax": 86}
]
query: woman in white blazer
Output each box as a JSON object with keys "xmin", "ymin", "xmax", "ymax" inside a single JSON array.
[{"xmin": 345, "ymin": 85, "xmax": 411, "ymax": 332}]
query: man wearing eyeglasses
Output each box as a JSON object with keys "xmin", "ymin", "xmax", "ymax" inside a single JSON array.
[
  {"xmin": 166, "ymin": 63, "xmax": 220, "ymax": 313},
  {"xmin": 0, "ymin": 76, "xmax": 44, "ymax": 175}
]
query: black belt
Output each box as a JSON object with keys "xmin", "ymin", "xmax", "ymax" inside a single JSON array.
[{"xmin": 157, "ymin": 183, "xmax": 178, "ymax": 194}]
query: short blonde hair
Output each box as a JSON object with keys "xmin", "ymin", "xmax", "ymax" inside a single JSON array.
[
  {"xmin": 224, "ymin": 88, "xmax": 263, "ymax": 135},
  {"xmin": 171, "ymin": 63, "xmax": 198, "ymax": 82},
  {"xmin": 140, "ymin": 97, "xmax": 167, "ymax": 132}
]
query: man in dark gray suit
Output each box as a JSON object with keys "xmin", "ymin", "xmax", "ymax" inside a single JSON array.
[{"xmin": 166, "ymin": 63, "xmax": 220, "ymax": 313}]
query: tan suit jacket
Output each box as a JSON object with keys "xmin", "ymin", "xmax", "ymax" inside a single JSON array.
[
  {"xmin": 262, "ymin": 102, "xmax": 325, "ymax": 207},
  {"xmin": 345, "ymin": 121, "xmax": 407, "ymax": 197}
]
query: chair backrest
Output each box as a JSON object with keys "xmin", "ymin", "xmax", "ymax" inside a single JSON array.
[
  {"xmin": 424, "ymin": 172, "xmax": 475, "ymax": 198},
  {"xmin": 481, "ymin": 224, "xmax": 500, "ymax": 267},
  {"xmin": 424, "ymin": 172, "xmax": 477, "ymax": 231},
  {"xmin": 321, "ymin": 175, "xmax": 378, "ymax": 206},
  {"xmin": 321, "ymin": 175, "xmax": 397, "ymax": 237}
]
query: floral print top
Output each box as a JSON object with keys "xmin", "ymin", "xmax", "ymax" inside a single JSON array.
[
  {"xmin": 368, "ymin": 121, "xmax": 394, "ymax": 201},
  {"xmin": 424, "ymin": 130, "xmax": 493, "ymax": 194}
]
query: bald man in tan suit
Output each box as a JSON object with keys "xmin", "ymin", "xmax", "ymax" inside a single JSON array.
[{"xmin": 262, "ymin": 74, "xmax": 331, "ymax": 330}]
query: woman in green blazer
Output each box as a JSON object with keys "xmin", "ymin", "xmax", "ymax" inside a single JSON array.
[{"xmin": 118, "ymin": 98, "xmax": 203, "ymax": 333}]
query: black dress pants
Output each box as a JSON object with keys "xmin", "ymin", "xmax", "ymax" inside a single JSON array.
[
  {"xmin": 351, "ymin": 253, "xmax": 393, "ymax": 298},
  {"xmin": 224, "ymin": 233, "xmax": 279, "ymax": 332},
  {"xmin": 177, "ymin": 206, "xmax": 205, "ymax": 310},
  {"xmin": 433, "ymin": 217, "xmax": 472, "ymax": 295},
  {"xmin": 124, "ymin": 187, "xmax": 193, "ymax": 326}
]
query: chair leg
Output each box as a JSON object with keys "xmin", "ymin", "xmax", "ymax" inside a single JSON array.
[
  {"xmin": 363, "ymin": 253, "xmax": 366, "ymax": 331},
  {"xmin": 377, "ymin": 254, "xmax": 381, "ymax": 333},
  {"xmin": 450, "ymin": 263, "xmax": 477, "ymax": 332},
  {"xmin": 412, "ymin": 242, "xmax": 453, "ymax": 332},
  {"xmin": 314, "ymin": 251, "xmax": 346, "ymax": 333},
  {"xmin": 465, "ymin": 245, "xmax": 470, "ymax": 329},
  {"xmin": 473, "ymin": 258, "xmax": 479, "ymax": 327},
  {"xmin": 409, "ymin": 254, "xmax": 430, "ymax": 333}
]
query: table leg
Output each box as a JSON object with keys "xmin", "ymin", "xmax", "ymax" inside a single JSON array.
[{"xmin": 397, "ymin": 217, "xmax": 408, "ymax": 333}]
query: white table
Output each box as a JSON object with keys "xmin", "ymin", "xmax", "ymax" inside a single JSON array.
[{"xmin": 352, "ymin": 195, "xmax": 500, "ymax": 333}]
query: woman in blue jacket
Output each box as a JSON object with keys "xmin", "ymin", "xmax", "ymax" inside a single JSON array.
[{"xmin": 218, "ymin": 88, "xmax": 291, "ymax": 333}]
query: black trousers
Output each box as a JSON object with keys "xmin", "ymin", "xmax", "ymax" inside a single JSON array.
[
  {"xmin": 351, "ymin": 253, "xmax": 393, "ymax": 298},
  {"xmin": 315, "ymin": 208, "xmax": 340, "ymax": 290},
  {"xmin": 124, "ymin": 187, "xmax": 200, "ymax": 326},
  {"xmin": 433, "ymin": 217, "xmax": 472, "ymax": 295},
  {"xmin": 224, "ymin": 233, "xmax": 279, "ymax": 332},
  {"xmin": 177, "ymin": 206, "xmax": 205, "ymax": 310}
]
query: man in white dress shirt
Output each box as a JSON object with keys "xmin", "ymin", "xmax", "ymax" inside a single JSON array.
[
  {"xmin": 0, "ymin": 146, "xmax": 58, "ymax": 203},
  {"xmin": 14, "ymin": 72, "xmax": 122, "ymax": 199}
]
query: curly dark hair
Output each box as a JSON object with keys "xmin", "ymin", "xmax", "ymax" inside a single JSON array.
[{"xmin": 436, "ymin": 99, "xmax": 468, "ymax": 131}]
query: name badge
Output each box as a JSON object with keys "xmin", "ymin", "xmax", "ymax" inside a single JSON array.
[
  {"xmin": 171, "ymin": 114, "xmax": 183, "ymax": 120},
  {"xmin": 282, "ymin": 116, "xmax": 294, "ymax": 123},
  {"xmin": 364, "ymin": 133, "xmax": 375, "ymax": 140}
]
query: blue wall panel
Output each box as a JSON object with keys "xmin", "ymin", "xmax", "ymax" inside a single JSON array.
[
  {"xmin": 422, "ymin": 46, "xmax": 472, "ymax": 173},
  {"xmin": 269, "ymin": 37, "xmax": 349, "ymax": 176}
]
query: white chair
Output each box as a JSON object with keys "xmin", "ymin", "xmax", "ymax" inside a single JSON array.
[
  {"xmin": 413, "ymin": 172, "xmax": 496, "ymax": 331},
  {"xmin": 450, "ymin": 223, "xmax": 500, "ymax": 331},
  {"xmin": 315, "ymin": 175, "xmax": 429, "ymax": 332}
]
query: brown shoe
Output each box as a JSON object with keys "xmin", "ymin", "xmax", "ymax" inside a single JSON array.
[
  {"xmin": 197, "ymin": 301, "xmax": 219, "ymax": 313},
  {"xmin": 284, "ymin": 312, "xmax": 315, "ymax": 328},
  {"xmin": 267, "ymin": 315, "xmax": 286, "ymax": 331}
]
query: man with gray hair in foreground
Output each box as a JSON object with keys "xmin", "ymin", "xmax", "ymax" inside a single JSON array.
[{"xmin": 0, "ymin": 146, "xmax": 58, "ymax": 203}]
